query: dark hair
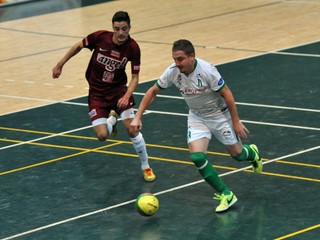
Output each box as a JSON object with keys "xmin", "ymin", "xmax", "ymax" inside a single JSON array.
[
  {"xmin": 112, "ymin": 11, "xmax": 131, "ymax": 25},
  {"xmin": 172, "ymin": 39, "xmax": 195, "ymax": 56}
]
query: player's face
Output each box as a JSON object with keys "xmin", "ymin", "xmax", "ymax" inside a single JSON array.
[
  {"xmin": 112, "ymin": 21, "xmax": 130, "ymax": 45},
  {"xmin": 172, "ymin": 50, "xmax": 195, "ymax": 74}
]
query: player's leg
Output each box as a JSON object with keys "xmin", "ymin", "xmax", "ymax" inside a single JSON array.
[
  {"xmin": 212, "ymin": 113, "xmax": 262, "ymax": 174},
  {"xmin": 121, "ymin": 108, "xmax": 156, "ymax": 182},
  {"xmin": 188, "ymin": 113, "xmax": 237, "ymax": 213},
  {"xmin": 189, "ymin": 138, "xmax": 229, "ymax": 194},
  {"xmin": 226, "ymin": 142, "xmax": 262, "ymax": 174},
  {"xmin": 89, "ymin": 106, "xmax": 118, "ymax": 141},
  {"xmin": 88, "ymin": 92, "xmax": 117, "ymax": 141},
  {"xmin": 91, "ymin": 112, "xmax": 118, "ymax": 141}
]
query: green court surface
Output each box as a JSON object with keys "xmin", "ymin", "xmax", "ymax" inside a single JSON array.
[{"xmin": 0, "ymin": 41, "xmax": 319, "ymax": 240}]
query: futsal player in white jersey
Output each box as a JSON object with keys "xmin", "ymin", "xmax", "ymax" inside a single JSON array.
[{"xmin": 131, "ymin": 39, "xmax": 262, "ymax": 213}]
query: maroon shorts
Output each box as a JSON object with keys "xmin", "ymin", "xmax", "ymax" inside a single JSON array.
[{"xmin": 87, "ymin": 87, "xmax": 135, "ymax": 121}]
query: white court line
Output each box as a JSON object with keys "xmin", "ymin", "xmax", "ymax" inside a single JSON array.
[
  {"xmin": 0, "ymin": 38, "xmax": 318, "ymax": 117},
  {"xmin": 0, "ymin": 94, "xmax": 87, "ymax": 116},
  {"xmin": 1, "ymin": 107, "xmax": 319, "ymax": 152},
  {"xmin": 144, "ymin": 110, "xmax": 320, "ymax": 131},
  {"xmin": 206, "ymin": 39, "xmax": 320, "ymax": 65},
  {"xmin": 133, "ymin": 92, "xmax": 320, "ymax": 113},
  {"xmin": 0, "ymin": 125, "xmax": 92, "ymax": 151},
  {"xmin": 1, "ymin": 92, "xmax": 320, "ymax": 113},
  {"xmin": 1, "ymin": 145, "xmax": 319, "ymax": 240},
  {"xmin": 270, "ymin": 51, "xmax": 320, "ymax": 58}
]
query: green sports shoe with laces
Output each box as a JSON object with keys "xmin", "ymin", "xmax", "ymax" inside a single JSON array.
[
  {"xmin": 250, "ymin": 144, "xmax": 262, "ymax": 174},
  {"xmin": 213, "ymin": 191, "xmax": 238, "ymax": 213}
]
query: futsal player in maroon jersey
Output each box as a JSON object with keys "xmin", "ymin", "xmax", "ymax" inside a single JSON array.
[{"xmin": 52, "ymin": 11, "xmax": 156, "ymax": 182}]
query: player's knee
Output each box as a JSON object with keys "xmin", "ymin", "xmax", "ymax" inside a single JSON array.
[
  {"xmin": 127, "ymin": 126, "xmax": 138, "ymax": 138},
  {"xmin": 190, "ymin": 152, "xmax": 207, "ymax": 168},
  {"xmin": 96, "ymin": 132, "xmax": 108, "ymax": 141}
]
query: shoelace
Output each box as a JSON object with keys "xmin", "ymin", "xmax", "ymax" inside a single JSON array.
[
  {"xmin": 213, "ymin": 193, "xmax": 224, "ymax": 201},
  {"xmin": 144, "ymin": 168, "xmax": 152, "ymax": 176}
]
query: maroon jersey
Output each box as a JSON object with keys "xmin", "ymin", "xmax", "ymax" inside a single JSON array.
[{"xmin": 83, "ymin": 30, "xmax": 141, "ymax": 95}]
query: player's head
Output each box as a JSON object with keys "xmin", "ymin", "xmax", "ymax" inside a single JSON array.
[
  {"xmin": 112, "ymin": 11, "xmax": 131, "ymax": 45},
  {"xmin": 172, "ymin": 39, "xmax": 196, "ymax": 74}
]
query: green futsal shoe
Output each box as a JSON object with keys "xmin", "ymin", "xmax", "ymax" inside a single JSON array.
[
  {"xmin": 250, "ymin": 144, "xmax": 262, "ymax": 174},
  {"xmin": 213, "ymin": 191, "xmax": 238, "ymax": 213}
]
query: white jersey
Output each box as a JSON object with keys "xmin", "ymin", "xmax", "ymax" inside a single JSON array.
[{"xmin": 157, "ymin": 58, "xmax": 228, "ymax": 118}]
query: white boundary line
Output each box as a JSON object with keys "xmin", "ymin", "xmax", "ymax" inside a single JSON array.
[
  {"xmin": 1, "ymin": 39, "xmax": 319, "ymax": 116},
  {"xmin": 1, "ymin": 92, "xmax": 320, "ymax": 113},
  {"xmin": 133, "ymin": 92, "xmax": 320, "ymax": 113},
  {"xmin": 0, "ymin": 125, "xmax": 92, "ymax": 151},
  {"xmin": 270, "ymin": 51, "xmax": 320, "ymax": 58},
  {"xmin": 1, "ymin": 107, "xmax": 319, "ymax": 152},
  {"xmin": 206, "ymin": 39, "xmax": 320, "ymax": 65},
  {"xmin": 143, "ymin": 110, "xmax": 320, "ymax": 131},
  {"xmin": 1, "ymin": 145, "xmax": 319, "ymax": 240},
  {"xmin": 0, "ymin": 94, "xmax": 88, "ymax": 117}
]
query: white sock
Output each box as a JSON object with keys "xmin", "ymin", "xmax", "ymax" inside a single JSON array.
[
  {"xmin": 107, "ymin": 115, "xmax": 117, "ymax": 126},
  {"xmin": 130, "ymin": 132, "xmax": 150, "ymax": 170},
  {"xmin": 106, "ymin": 115, "xmax": 116, "ymax": 134}
]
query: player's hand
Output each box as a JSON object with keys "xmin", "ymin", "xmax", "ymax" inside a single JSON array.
[
  {"xmin": 130, "ymin": 117, "xmax": 142, "ymax": 131},
  {"xmin": 52, "ymin": 65, "xmax": 62, "ymax": 79},
  {"xmin": 234, "ymin": 120, "xmax": 249, "ymax": 140},
  {"xmin": 117, "ymin": 97, "xmax": 129, "ymax": 108}
]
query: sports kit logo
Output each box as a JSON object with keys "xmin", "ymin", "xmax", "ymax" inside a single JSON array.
[
  {"xmin": 222, "ymin": 128, "xmax": 234, "ymax": 140},
  {"xmin": 110, "ymin": 50, "xmax": 120, "ymax": 58},
  {"xmin": 196, "ymin": 74, "xmax": 203, "ymax": 87},
  {"xmin": 180, "ymin": 86, "xmax": 208, "ymax": 95},
  {"xmin": 218, "ymin": 78, "xmax": 225, "ymax": 86},
  {"xmin": 88, "ymin": 109, "xmax": 97, "ymax": 118},
  {"xmin": 97, "ymin": 53, "xmax": 127, "ymax": 71}
]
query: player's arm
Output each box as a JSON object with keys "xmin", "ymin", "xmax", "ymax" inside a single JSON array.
[
  {"xmin": 118, "ymin": 73, "xmax": 139, "ymax": 108},
  {"xmin": 219, "ymin": 84, "xmax": 249, "ymax": 139},
  {"xmin": 52, "ymin": 41, "xmax": 84, "ymax": 79},
  {"xmin": 130, "ymin": 83, "xmax": 161, "ymax": 130}
]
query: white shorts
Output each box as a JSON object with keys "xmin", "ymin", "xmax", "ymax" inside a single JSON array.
[
  {"xmin": 91, "ymin": 108, "xmax": 135, "ymax": 126},
  {"xmin": 187, "ymin": 111, "xmax": 239, "ymax": 146}
]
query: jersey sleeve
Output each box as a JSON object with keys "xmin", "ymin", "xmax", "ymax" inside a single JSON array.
[
  {"xmin": 130, "ymin": 40, "xmax": 141, "ymax": 74},
  {"xmin": 156, "ymin": 65, "xmax": 175, "ymax": 89},
  {"xmin": 82, "ymin": 30, "xmax": 105, "ymax": 51},
  {"xmin": 208, "ymin": 64, "xmax": 225, "ymax": 92}
]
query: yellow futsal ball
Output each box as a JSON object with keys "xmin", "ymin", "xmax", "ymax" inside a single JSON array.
[{"xmin": 135, "ymin": 193, "xmax": 159, "ymax": 217}]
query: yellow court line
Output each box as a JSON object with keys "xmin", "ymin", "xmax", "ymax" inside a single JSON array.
[
  {"xmin": 275, "ymin": 159, "xmax": 320, "ymax": 168},
  {"xmin": 2, "ymin": 134, "xmax": 319, "ymax": 168},
  {"xmin": 0, "ymin": 142, "xmax": 123, "ymax": 176},
  {"xmin": 258, "ymin": 171, "xmax": 320, "ymax": 183},
  {"xmin": 0, "ymin": 126, "xmax": 229, "ymax": 156},
  {"xmin": 0, "ymin": 138, "xmax": 319, "ymax": 183},
  {"xmin": 0, "ymin": 138, "xmax": 127, "ymax": 152},
  {"xmin": 2, "ymin": 127, "xmax": 320, "ymax": 168},
  {"xmin": 274, "ymin": 223, "xmax": 320, "ymax": 240}
]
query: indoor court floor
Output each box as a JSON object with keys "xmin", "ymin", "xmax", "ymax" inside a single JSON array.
[{"xmin": 0, "ymin": 0, "xmax": 319, "ymax": 240}]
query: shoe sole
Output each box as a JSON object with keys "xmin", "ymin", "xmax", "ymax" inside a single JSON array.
[
  {"xmin": 144, "ymin": 176, "xmax": 156, "ymax": 182},
  {"xmin": 215, "ymin": 194, "xmax": 238, "ymax": 213}
]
